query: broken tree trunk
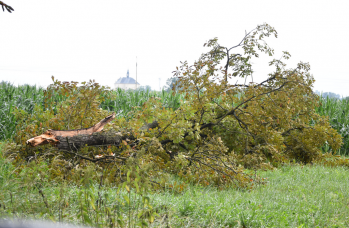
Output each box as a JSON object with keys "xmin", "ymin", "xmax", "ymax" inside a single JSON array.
[
  {"xmin": 56, "ymin": 131, "xmax": 134, "ymax": 151},
  {"xmin": 26, "ymin": 113, "xmax": 159, "ymax": 151},
  {"xmin": 26, "ymin": 113, "xmax": 116, "ymax": 147},
  {"xmin": 56, "ymin": 120, "xmax": 158, "ymax": 151}
]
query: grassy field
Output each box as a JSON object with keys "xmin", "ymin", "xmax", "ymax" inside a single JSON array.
[
  {"xmin": 1, "ymin": 142, "xmax": 349, "ymax": 227},
  {"xmin": 154, "ymin": 164, "xmax": 349, "ymax": 227},
  {"xmin": 2, "ymin": 82, "xmax": 349, "ymax": 227}
]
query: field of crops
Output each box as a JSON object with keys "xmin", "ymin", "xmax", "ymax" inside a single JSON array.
[{"xmin": 1, "ymin": 80, "xmax": 349, "ymax": 155}]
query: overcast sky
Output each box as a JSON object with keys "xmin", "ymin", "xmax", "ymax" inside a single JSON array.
[{"xmin": 0, "ymin": 0, "xmax": 348, "ymax": 96}]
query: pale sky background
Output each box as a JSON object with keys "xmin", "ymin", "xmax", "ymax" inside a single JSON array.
[{"xmin": 0, "ymin": 1, "xmax": 348, "ymax": 96}]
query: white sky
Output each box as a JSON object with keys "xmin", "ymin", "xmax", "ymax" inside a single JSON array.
[{"xmin": 0, "ymin": 0, "xmax": 348, "ymax": 96}]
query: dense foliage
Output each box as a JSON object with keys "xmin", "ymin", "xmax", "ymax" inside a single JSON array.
[
  {"xmin": 1, "ymin": 82, "xmax": 349, "ymax": 153},
  {"xmin": 0, "ymin": 81, "xmax": 184, "ymax": 141},
  {"xmin": 1, "ymin": 23, "xmax": 348, "ymax": 191}
]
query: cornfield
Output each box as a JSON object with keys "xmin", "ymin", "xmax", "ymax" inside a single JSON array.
[
  {"xmin": 315, "ymin": 95, "xmax": 349, "ymax": 155},
  {"xmin": 101, "ymin": 88, "xmax": 183, "ymax": 117},
  {"xmin": 0, "ymin": 81, "xmax": 45, "ymax": 140}
]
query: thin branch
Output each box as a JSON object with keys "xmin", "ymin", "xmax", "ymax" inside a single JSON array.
[
  {"xmin": 0, "ymin": 1, "xmax": 14, "ymax": 13},
  {"xmin": 61, "ymin": 149, "xmax": 127, "ymax": 163}
]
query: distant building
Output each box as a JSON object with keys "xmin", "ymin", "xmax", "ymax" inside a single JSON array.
[{"xmin": 114, "ymin": 70, "xmax": 140, "ymax": 90}]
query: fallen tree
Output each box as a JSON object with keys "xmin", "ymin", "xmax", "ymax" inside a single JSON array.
[{"xmin": 5, "ymin": 23, "xmax": 344, "ymax": 189}]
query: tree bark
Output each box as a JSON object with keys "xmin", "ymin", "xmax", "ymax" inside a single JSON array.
[
  {"xmin": 56, "ymin": 121, "xmax": 159, "ymax": 151},
  {"xmin": 56, "ymin": 131, "xmax": 134, "ymax": 151}
]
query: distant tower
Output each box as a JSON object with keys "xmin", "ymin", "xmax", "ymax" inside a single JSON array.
[
  {"xmin": 126, "ymin": 69, "xmax": 129, "ymax": 78},
  {"xmin": 159, "ymin": 78, "xmax": 161, "ymax": 91}
]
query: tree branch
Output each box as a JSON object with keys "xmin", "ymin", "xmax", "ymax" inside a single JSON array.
[{"xmin": 0, "ymin": 1, "xmax": 14, "ymax": 13}]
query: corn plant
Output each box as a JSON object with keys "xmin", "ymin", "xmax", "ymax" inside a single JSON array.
[
  {"xmin": 100, "ymin": 88, "xmax": 184, "ymax": 119},
  {"xmin": 0, "ymin": 81, "xmax": 45, "ymax": 140},
  {"xmin": 315, "ymin": 94, "xmax": 349, "ymax": 155}
]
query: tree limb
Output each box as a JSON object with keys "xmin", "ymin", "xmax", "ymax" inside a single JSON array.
[{"xmin": 0, "ymin": 1, "xmax": 14, "ymax": 13}]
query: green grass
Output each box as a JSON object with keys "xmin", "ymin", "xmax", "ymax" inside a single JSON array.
[
  {"xmin": 152, "ymin": 165, "xmax": 349, "ymax": 227},
  {"xmin": 1, "ymin": 142, "xmax": 349, "ymax": 227}
]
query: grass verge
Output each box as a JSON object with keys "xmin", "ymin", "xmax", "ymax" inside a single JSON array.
[
  {"xmin": 1, "ymin": 142, "xmax": 349, "ymax": 227},
  {"xmin": 154, "ymin": 164, "xmax": 349, "ymax": 227}
]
